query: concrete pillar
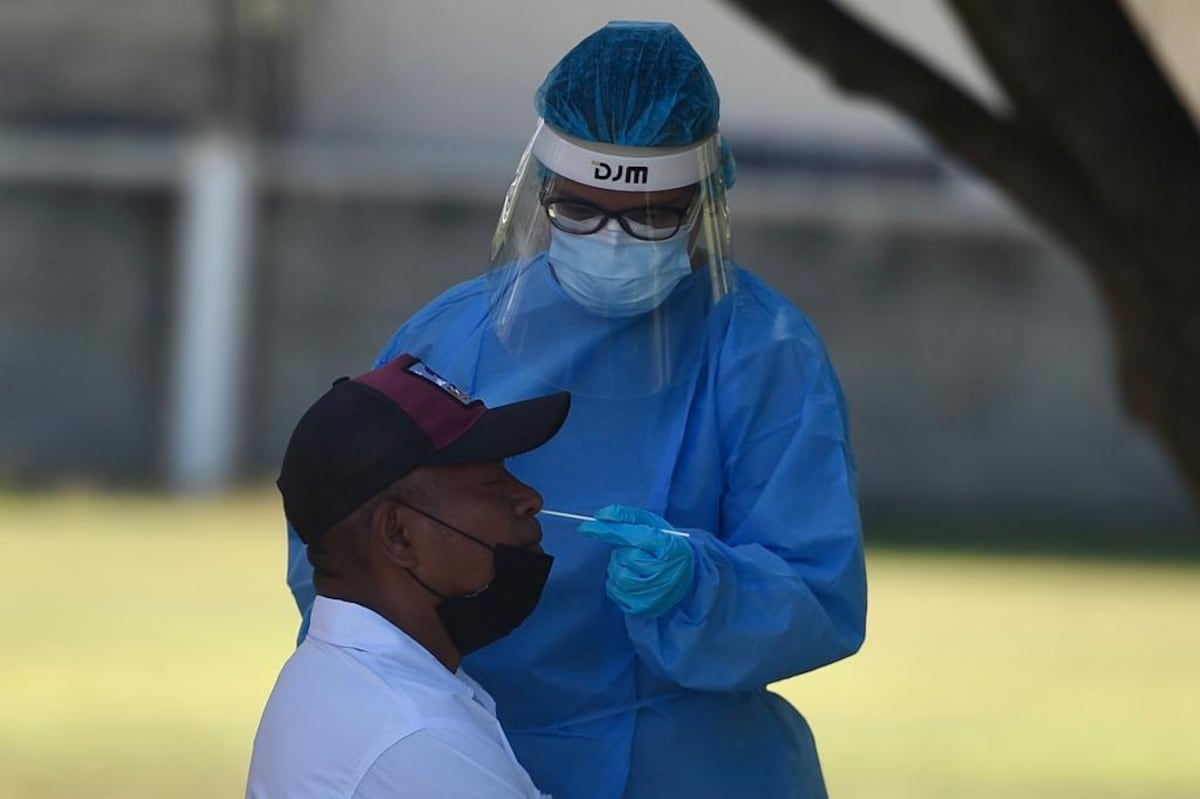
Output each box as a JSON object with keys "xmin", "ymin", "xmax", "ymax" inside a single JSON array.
[{"xmin": 166, "ymin": 129, "xmax": 255, "ymax": 491}]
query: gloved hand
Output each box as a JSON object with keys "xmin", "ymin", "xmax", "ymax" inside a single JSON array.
[{"xmin": 577, "ymin": 504, "xmax": 695, "ymax": 617}]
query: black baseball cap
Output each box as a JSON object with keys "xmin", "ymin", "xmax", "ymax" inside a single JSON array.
[{"xmin": 278, "ymin": 353, "xmax": 570, "ymax": 545}]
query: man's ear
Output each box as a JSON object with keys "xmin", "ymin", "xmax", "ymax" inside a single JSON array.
[{"xmin": 371, "ymin": 500, "xmax": 419, "ymax": 569}]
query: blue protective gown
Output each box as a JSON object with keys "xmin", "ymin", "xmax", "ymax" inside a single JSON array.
[{"xmin": 286, "ymin": 259, "xmax": 867, "ymax": 798}]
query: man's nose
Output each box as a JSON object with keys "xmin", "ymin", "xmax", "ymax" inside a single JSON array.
[{"xmin": 512, "ymin": 478, "xmax": 544, "ymax": 517}]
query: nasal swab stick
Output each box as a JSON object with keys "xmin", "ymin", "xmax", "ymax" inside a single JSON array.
[{"xmin": 540, "ymin": 509, "xmax": 691, "ymax": 538}]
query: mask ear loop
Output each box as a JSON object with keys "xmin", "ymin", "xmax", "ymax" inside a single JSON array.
[
  {"xmin": 398, "ymin": 500, "xmax": 494, "ymax": 552},
  {"xmin": 407, "ymin": 567, "xmax": 451, "ymax": 600},
  {"xmin": 397, "ymin": 501, "xmax": 495, "ymax": 599}
]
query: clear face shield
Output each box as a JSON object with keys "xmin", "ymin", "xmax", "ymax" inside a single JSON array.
[{"xmin": 486, "ymin": 120, "xmax": 736, "ymax": 398}]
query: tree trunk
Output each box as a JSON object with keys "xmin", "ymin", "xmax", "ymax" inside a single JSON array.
[{"xmin": 724, "ymin": 0, "xmax": 1200, "ymax": 508}]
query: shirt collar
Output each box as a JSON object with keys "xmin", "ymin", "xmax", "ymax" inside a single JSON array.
[{"xmin": 308, "ymin": 595, "xmax": 472, "ymax": 695}]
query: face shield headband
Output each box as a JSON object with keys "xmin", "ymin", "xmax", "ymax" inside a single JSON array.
[{"xmin": 529, "ymin": 120, "xmax": 721, "ymax": 193}]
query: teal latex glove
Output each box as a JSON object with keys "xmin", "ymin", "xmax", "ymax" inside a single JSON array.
[{"xmin": 577, "ymin": 504, "xmax": 696, "ymax": 617}]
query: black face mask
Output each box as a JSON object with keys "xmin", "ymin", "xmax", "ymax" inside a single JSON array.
[{"xmin": 402, "ymin": 502, "xmax": 554, "ymax": 656}]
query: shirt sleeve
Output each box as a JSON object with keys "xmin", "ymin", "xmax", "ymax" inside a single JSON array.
[
  {"xmin": 351, "ymin": 728, "xmax": 546, "ymax": 799},
  {"xmin": 286, "ymin": 521, "xmax": 315, "ymax": 644}
]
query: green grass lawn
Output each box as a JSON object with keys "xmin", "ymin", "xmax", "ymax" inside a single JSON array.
[{"xmin": 1, "ymin": 490, "xmax": 1197, "ymax": 798}]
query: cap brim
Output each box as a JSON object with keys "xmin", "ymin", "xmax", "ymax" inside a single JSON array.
[{"xmin": 423, "ymin": 391, "xmax": 570, "ymax": 467}]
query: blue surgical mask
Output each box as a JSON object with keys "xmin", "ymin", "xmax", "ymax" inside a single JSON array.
[{"xmin": 548, "ymin": 222, "xmax": 693, "ymax": 317}]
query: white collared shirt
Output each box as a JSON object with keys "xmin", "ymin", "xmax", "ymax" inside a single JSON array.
[{"xmin": 247, "ymin": 596, "xmax": 548, "ymax": 798}]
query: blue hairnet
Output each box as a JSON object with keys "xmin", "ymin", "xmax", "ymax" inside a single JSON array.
[{"xmin": 536, "ymin": 21, "xmax": 737, "ymax": 187}]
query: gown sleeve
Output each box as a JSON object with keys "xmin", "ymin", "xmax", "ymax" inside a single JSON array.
[{"xmin": 625, "ymin": 313, "xmax": 868, "ymax": 691}]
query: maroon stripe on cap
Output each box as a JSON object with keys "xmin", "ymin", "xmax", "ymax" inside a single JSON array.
[{"xmin": 354, "ymin": 354, "xmax": 486, "ymax": 449}]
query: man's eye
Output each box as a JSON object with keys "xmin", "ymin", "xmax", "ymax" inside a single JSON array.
[{"xmin": 480, "ymin": 468, "xmax": 506, "ymax": 487}]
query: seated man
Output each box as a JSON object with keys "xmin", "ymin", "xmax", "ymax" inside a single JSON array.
[{"xmin": 247, "ymin": 353, "xmax": 569, "ymax": 798}]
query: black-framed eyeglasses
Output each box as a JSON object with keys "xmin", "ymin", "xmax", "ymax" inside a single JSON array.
[{"xmin": 540, "ymin": 194, "xmax": 693, "ymax": 242}]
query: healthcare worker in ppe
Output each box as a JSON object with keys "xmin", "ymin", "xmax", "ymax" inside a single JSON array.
[{"xmin": 286, "ymin": 21, "xmax": 866, "ymax": 799}]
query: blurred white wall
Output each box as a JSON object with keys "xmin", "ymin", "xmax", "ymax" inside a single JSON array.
[{"xmin": 289, "ymin": 0, "xmax": 999, "ymax": 157}]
